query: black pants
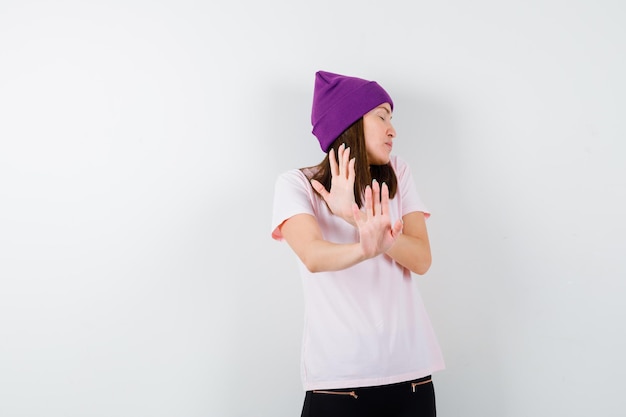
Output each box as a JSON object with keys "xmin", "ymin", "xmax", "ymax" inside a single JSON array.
[{"xmin": 301, "ymin": 376, "xmax": 436, "ymax": 417}]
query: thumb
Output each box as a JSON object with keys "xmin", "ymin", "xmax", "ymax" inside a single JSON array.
[
  {"xmin": 351, "ymin": 203, "xmax": 362, "ymax": 225},
  {"xmin": 310, "ymin": 179, "xmax": 329, "ymax": 199},
  {"xmin": 391, "ymin": 219, "xmax": 403, "ymax": 238}
]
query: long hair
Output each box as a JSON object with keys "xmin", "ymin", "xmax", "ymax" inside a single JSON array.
[{"xmin": 304, "ymin": 118, "xmax": 398, "ymax": 208}]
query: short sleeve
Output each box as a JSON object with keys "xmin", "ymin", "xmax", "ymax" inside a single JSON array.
[
  {"xmin": 271, "ymin": 169, "xmax": 316, "ymax": 241},
  {"xmin": 393, "ymin": 156, "xmax": 431, "ymax": 219}
]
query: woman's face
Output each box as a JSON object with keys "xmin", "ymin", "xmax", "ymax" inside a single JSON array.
[{"xmin": 363, "ymin": 103, "xmax": 396, "ymax": 165}]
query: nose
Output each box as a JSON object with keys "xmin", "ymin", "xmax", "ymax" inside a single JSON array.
[{"xmin": 387, "ymin": 123, "xmax": 396, "ymax": 138}]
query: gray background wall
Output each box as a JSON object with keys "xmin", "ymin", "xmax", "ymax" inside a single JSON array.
[{"xmin": 1, "ymin": 1, "xmax": 624, "ymax": 416}]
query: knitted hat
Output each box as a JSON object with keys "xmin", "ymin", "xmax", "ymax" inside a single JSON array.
[{"xmin": 311, "ymin": 70, "xmax": 394, "ymax": 152}]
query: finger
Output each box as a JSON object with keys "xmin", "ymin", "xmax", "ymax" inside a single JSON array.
[
  {"xmin": 380, "ymin": 182, "xmax": 390, "ymax": 215},
  {"xmin": 364, "ymin": 185, "xmax": 373, "ymax": 218},
  {"xmin": 348, "ymin": 157, "xmax": 356, "ymax": 179},
  {"xmin": 336, "ymin": 143, "xmax": 344, "ymax": 174},
  {"xmin": 341, "ymin": 146, "xmax": 350, "ymax": 178},
  {"xmin": 372, "ymin": 180, "xmax": 381, "ymax": 216},
  {"xmin": 328, "ymin": 148, "xmax": 338, "ymax": 177}
]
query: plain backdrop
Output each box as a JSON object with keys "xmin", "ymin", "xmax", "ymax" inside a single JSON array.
[{"xmin": 1, "ymin": 1, "xmax": 625, "ymax": 416}]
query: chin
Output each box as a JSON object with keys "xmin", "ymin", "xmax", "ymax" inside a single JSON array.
[
  {"xmin": 378, "ymin": 154, "xmax": 391, "ymax": 164},
  {"xmin": 368, "ymin": 152, "xmax": 391, "ymax": 165}
]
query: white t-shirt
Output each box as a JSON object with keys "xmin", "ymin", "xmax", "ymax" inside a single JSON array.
[{"xmin": 271, "ymin": 155, "xmax": 445, "ymax": 391}]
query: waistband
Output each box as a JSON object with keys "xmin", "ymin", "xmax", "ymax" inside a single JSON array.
[{"xmin": 310, "ymin": 375, "xmax": 433, "ymax": 398}]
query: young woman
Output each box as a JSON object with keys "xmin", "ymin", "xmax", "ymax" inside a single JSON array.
[{"xmin": 271, "ymin": 70, "xmax": 445, "ymax": 417}]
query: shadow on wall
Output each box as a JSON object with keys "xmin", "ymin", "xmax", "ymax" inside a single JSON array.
[
  {"xmin": 392, "ymin": 89, "xmax": 517, "ymax": 416},
  {"xmin": 202, "ymin": 81, "xmax": 314, "ymax": 416}
]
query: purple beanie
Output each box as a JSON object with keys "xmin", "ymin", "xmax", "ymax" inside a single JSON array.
[{"xmin": 311, "ymin": 70, "xmax": 394, "ymax": 152}]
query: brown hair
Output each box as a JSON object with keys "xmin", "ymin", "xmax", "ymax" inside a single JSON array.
[{"xmin": 304, "ymin": 118, "xmax": 398, "ymax": 208}]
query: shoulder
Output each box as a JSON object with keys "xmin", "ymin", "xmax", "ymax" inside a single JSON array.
[
  {"xmin": 389, "ymin": 154, "xmax": 412, "ymax": 178},
  {"xmin": 275, "ymin": 167, "xmax": 319, "ymax": 187},
  {"xmin": 276, "ymin": 168, "xmax": 308, "ymax": 185},
  {"xmin": 274, "ymin": 168, "xmax": 317, "ymax": 199}
]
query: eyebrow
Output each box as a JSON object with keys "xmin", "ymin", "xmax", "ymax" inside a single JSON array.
[{"xmin": 377, "ymin": 105, "xmax": 392, "ymax": 114}]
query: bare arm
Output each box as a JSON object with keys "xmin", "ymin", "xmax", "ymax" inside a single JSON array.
[
  {"xmin": 280, "ymin": 181, "xmax": 403, "ymax": 273},
  {"xmin": 280, "ymin": 213, "xmax": 365, "ymax": 272},
  {"xmin": 385, "ymin": 211, "xmax": 432, "ymax": 275}
]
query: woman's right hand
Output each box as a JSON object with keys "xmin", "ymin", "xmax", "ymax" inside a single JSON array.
[{"xmin": 310, "ymin": 143, "xmax": 357, "ymax": 225}]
